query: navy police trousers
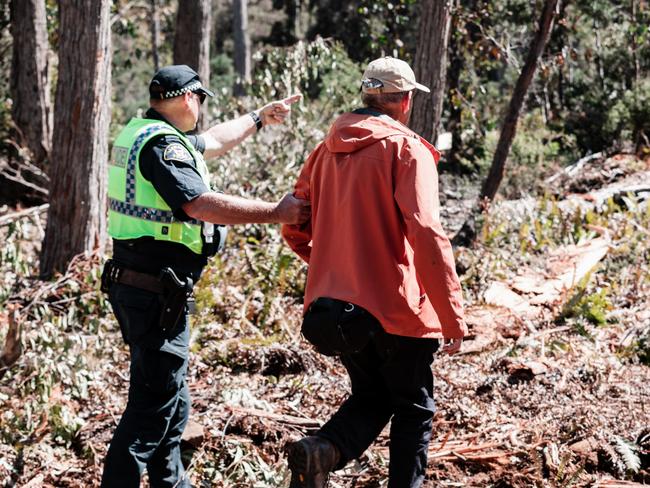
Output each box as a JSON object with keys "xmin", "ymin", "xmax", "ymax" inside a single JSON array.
[{"xmin": 101, "ymin": 283, "xmax": 191, "ymax": 488}]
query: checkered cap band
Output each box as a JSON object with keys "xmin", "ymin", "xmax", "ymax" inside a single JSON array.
[{"xmin": 162, "ymin": 81, "xmax": 202, "ymax": 99}]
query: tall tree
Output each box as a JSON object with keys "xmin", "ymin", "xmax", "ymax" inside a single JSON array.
[
  {"xmin": 445, "ymin": 0, "xmax": 467, "ymax": 172},
  {"xmin": 233, "ymin": 0, "xmax": 251, "ymax": 97},
  {"xmin": 453, "ymin": 0, "xmax": 560, "ymax": 246},
  {"xmin": 630, "ymin": 0, "xmax": 640, "ymax": 88},
  {"xmin": 173, "ymin": 0, "xmax": 211, "ymax": 129},
  {"xmin": 150, "ymin": 0, "xmax": 161, "ymax": 72},
  {"xmin": 40, "ymin": 0, "xmax": 112, "ymax": 277},
  {"xmin": 9, "ymin": 0, "xmax": 52, "ymax": 165},
  {"xmin": 410, "ymin": 0, "xmax": 452, "ymax": 145}
]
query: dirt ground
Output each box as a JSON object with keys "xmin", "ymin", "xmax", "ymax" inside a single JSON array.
[{"xmin": 1, "ymin": 154, "xmax": 649, "ymax": 487}]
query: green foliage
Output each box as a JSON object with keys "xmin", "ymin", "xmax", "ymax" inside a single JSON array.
[
  {"xmin": 605, "ymin": 80, "xmax": 650, "ymax": 152},
  {"xmin": 250, "ymin": 38, "xmax": 360, "ymax": 109},
  {"xmin": 561, "ymin": 281, "xmax": 611, "ymax": 326},
  {"xmin": 209, "ymin": 53, "xmax": 236, "ymax": 98},
  {"xmin": 468, "ymin": 111, "xmax": 578, "ymax": 198},
  {"xmin": 195, "ymin": 440, "xmax": 288, "ymax": 486},
  {"xmin": 442, "ymin": 0, "xmax": 650, "ymax": 180},
  {"xmin": 49, "ymin": 403, "xmax": 85, "ymax": 448},
  {"xmin": 0, "ymin": 220, "xmax": 113, "ymax": 449},
  {"xmin": 301, "ymin": 0, "xmax": 417, "ymax": 62},
  {"xmin": 632, "ymin": 332, "xmax": 650, "ymax": 366}
]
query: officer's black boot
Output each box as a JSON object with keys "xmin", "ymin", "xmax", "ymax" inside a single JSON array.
[{"xmin": 287, "ymin": 436, "xmax": 341, "ymax": 488}]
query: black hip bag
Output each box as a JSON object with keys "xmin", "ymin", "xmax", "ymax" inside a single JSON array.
[{"xmin": 301, "ymin": 297, "xmax": 381, "ymax": 356}]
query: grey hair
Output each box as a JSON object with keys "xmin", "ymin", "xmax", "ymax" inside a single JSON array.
[{"xmin": 361, "ymin": 91, "xmax": 410, "ymax": 111}]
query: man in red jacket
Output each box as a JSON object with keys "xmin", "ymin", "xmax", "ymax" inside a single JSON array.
[{"xmin": 281, "ymin": 57, "xmax": 467, "ymax": 488}]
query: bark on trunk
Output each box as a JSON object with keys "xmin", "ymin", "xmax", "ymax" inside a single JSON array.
[
  {"xmin": 631, "ymin": 0, "xmax": 640, "ymax": 88},
  {"xmin": 233, "ymin": 0, "xmax": 251, "ymax": 97},
  {"xmin": 593, "ymin": 19, "xmax": 605, "ymax": 91},
  {"xmin": 173, "ymin": 0, "xmax": 211, "ymax": 130},
  {"xmin": 445, "ymin": 4, "xmax": 464, "ymax": 172},
  {"xmin": 9, "ymin": 0, "xmax": 52, "ymax": 165},
  {"xmin": 410, "ymin": 0, "xmax": 452, "ymax": 145},
  {"xmin": 40, "ymin": 0, "xmax": 111, "ymax": 278},
  {"xmin": 453, "ymin": 0, "xmax": 560, "ymax": 246},
  {"xmin": 150, "ymin": 0, "xmax": 160, "ymax": 72}
]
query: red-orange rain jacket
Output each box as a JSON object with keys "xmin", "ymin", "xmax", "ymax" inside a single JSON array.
[{"xmin": 282, "ymin": 111, "xmax": 466, "ymax": 339}]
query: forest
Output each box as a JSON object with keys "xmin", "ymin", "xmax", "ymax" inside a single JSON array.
[{"xmin": 0, "ymin": 0, "xmax": 649, "ymax": 486}]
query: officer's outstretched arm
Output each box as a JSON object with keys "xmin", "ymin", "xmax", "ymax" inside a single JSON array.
[
  {"xmin": 183, "ymin": 191, "xmax": 310, "ymax": 225},
  {"xmin": 201, "ymin": 94, "xmax": 302, "ymax": 159}
]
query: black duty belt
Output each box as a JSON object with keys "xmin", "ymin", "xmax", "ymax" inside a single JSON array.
[
  {"xmin": 101, "ymin": 259, "xmax": 165, "ymax": 294},
  {"xmin": 100, "ymin": 259, "xmax": 195, "ymax": 331},
  {"xmin": 114, "ymin": 267, "xmax": 166, "ymax": 294}
]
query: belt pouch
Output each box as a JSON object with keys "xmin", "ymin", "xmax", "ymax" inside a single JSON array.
[{"xmin": 301, "ymin": 297, "xmax": 379, "ymax": 356}]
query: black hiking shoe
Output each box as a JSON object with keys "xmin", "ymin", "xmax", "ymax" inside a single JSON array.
[{"xmin": 287, "ymin": 436, "xmax": 341, "ymax": 488}]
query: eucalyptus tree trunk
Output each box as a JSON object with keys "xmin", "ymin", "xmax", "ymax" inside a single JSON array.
[
  {"xmin": 453, "ymin": 0, "xmax": 560, "ymax": 247},
  {"xmin": 411, "ymin": 0, "xmax": 452, "ymax": 145},
  {"xmin": 233, "ymin": 0, "xmax": 251, "ymax": 97},
  {"xmin": 150, "ymin": 0, "xmax": 160, "ymax": 72},
  {"xmin": 445, "ymin": 2, "xmax": 465, "ymax": 173},
  {"xmin": 631, "ymin": 0, "xmax": 640, "ymax": 88},
  {"xmin": 40, "ymin": 0, "xmax": 111, "ymax": 277},
  {"xmin": 173, "ymin": 0, "xmax": 211, "ymax": 130},
  {"xmin": 9, "ymin": 0, "xmax": 52, "ymax": 165}
]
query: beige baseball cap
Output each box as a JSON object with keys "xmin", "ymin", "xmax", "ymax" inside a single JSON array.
[{"xmin": 361, "ymin": 56, "xmax": 430, "ymax": 94}]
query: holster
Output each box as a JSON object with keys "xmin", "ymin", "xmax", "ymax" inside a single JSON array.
[{"xmin": 158, "ymin": 267, "xmax": 194, "ymax": 332}]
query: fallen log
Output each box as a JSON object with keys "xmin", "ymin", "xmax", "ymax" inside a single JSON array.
[
  {"xmin": 545, "ymin": 152, "xmax": 604, "ymax": 184},
  {"xmin": 0, "ymin": 203, "xmax": 49, "ymax": 227},
  {"xmin": 429, "ymin": 441, "xmax": 502, "ymax": 459},
  {"xmin": 227, "ymin": 406, "xmax": 322, "ymax": 428},
  {"xmin": 433, "ymin": 450, "xmax": 512, "ymax": 464},
  {"xmin": 483, "ymin": 237, "xmax": 610, "ymax": 318},
  {"xmin": 593, "ymin": 481, "xmax": 648, "ymax": 488}
]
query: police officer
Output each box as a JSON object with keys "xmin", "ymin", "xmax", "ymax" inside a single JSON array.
[{"xmin": 100, "ymin": 65, "xmax": 309, "ymax": 487}]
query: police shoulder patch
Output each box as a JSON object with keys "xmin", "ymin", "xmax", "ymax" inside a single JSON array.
[{"xmin": 163, "ymin": 143, "xmax": 193, "ymax": 162}]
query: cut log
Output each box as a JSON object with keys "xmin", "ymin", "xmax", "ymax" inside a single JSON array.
[
  {"xmin": 483, "ymin": 237, "xmax": 610, "ymax": 319},
  {"xmin": 228, "ymin": 406, "xmax": 322, "ymax": 428},
  {"xmin": 593, "ymin": 481, "xmax": 648, "ymax": 488}
]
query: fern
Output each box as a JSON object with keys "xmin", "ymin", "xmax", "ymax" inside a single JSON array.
[
  {"xmin": 602, "ymin": 441, "xmax": 626, "ymax": 475},
  {"xmin": 614, "ymin": 436, "xmax": 641, "ymax": 473}
]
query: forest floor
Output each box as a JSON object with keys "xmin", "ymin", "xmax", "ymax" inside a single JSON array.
[{"xmin": 0, "ymin": 153, "xmax": 649, "ymax": 488}]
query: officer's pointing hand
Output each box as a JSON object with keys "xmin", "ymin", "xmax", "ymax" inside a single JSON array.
[
  {"xmin": 274, "ymin": 193, "xmax": 311, "ymax": 224},
  {"xmin": 258, "ymin": 94, "xmax": 302, "ymax": 126}
]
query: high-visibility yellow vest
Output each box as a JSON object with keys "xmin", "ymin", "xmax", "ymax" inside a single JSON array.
[{"xmin": 108, "ymin": 118, "xmax": 212, "ymax": 255}]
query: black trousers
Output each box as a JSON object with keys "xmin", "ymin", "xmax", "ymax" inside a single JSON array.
[
  {"xmin": 101, "ymin": 283, "xmax": 191, "ymax": 488},
  {"xmin": 316, "ymin": 325, "xmax": 438, "ymax": 488}
]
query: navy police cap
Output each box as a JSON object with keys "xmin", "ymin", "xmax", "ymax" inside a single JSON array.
[{"xmin": 149, "ymin": 64, "xmax": 215, "ymax": 100}]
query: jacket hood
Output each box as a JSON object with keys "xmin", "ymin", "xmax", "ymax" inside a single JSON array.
[{"xmin": 324, "ymin": 111, "xmax": 440, "ymax": 162}]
